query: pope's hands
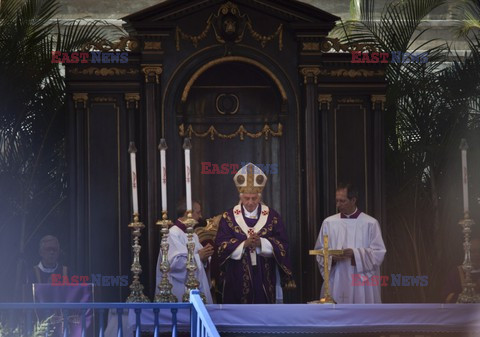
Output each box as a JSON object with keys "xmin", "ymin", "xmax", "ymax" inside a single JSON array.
[
  {"xmin": 199, "ymin": 243, "xmax": 214, "ymax": 263},
  {"xmin": 244, "ymin": 233, "xmax": 261, "ymax": 249}
]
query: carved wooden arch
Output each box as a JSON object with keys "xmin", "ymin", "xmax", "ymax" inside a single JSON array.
[{"xmin": 180, "ymin": 55, "xmax": 288, "ymax": 103}]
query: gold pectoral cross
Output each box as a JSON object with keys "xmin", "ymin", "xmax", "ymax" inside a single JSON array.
[{"xmin": 309, "ymin": 235, "xmax": 344, "ymax": 304}]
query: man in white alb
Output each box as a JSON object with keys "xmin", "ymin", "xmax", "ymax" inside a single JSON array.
[
  {"xmin": 155, "ymin": 199, "xmax": 214, "ymax": 303},
  {"xmin": 314, "ymin": 183, "xmax": 386, "ymax": 303}
]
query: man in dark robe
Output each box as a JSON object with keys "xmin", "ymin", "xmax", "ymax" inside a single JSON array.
[
  {"xmin": 215, "ymin": 163, "xmax": 295, "ymax": 304},
  {"xmin": 25, "ymin": 235, "xmax": 88, "ymax": 337},
  {"xmin": 26, "ymin": 235, "xmax": 68, "ymax": 285}
]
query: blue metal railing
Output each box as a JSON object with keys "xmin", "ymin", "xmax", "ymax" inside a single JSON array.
[
  {"xmin": 0, "ymin": 290, "xmax": 219, "ymax": 337},
  {"xmin": 189, "ymin": 290, "xmax": 219, "ymax": 337}
]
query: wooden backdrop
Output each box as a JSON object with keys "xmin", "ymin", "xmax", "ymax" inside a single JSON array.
[{"xmin": 65, "ymin": 0, "xmax": 386, "ymax": 302}]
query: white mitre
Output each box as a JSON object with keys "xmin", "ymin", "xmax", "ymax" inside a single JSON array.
[{"xmin": 233, "ymin": 162, "xmax": 267, "ymax": 194}]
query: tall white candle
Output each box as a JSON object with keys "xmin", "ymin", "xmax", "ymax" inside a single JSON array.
[
  {"xmin": 460, "ymin": 139, "xmax": 469, "ymax": 216},
  {"xmin": 159, "ymin": 139, "xmax": 168, "ymax": 212},
  {"xmin": 128, "ymin": 142, "xmax": 139, "ymax": 214},
  {"xmin": 183, "ymin": 138, "xmax": 192, "ymax": 211}
]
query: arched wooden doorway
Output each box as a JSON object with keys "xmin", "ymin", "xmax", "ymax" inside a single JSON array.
[{"xmin": 177, "ymin": 57, "xmax": 287, "ymax": 216}]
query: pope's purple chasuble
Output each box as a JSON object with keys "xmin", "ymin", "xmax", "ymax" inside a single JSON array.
[{"xmin": 215, "ymin": 204, "xmax": 294, "ymax": 304}]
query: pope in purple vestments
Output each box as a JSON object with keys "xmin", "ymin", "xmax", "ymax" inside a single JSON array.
[{"xmin": 215, "ymin": 163, "xmax": 295, "ymax": 304}]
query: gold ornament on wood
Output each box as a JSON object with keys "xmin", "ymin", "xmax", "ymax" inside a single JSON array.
[
  {"xmin": 175, "ymin": 1, "xmax": 282, "ymax": 51},
  {"xmin": 144, "ymin": 41, "xmax": 162, "ymax": 50},
  {"xmin": 319, "ymin": 68, "xmax": 384, "ymax": 78},
  {"xmin": 72, "ymin": 93, "xmax": 88, "ymax": 108},
  {"xmin": 68, "ymin": 67, "xmax": 139, "ymax": 77},
  {"xmin": 371, "ymin": 95, "xmax": 386, "ymax": 110},
  {"xmin": 178, "ymin": 123, "xmax": 282, "ymax": 141}
]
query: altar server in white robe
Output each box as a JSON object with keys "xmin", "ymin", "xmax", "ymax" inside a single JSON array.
[
  {"xmin": 315, "ymin": 183, "xmax": 386, "ymax": 303},
  {"xmin": 155, "ymin": 200, "xmax": 214, "ymax": 303}
]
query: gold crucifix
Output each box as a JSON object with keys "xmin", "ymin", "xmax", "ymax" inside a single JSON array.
[{"xmin": 309, "ymin": 235, "xmax": 344, "ymax": 304}]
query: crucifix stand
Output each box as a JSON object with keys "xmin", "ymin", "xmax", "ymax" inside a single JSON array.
[{"xmin": 309, "ymin": 235, "xmax": 344, "ymax": 304}]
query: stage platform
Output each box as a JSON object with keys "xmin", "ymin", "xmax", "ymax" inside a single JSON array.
[{"xmin": 104, "ymin": 303, "xmax": 480, "ymax": 337}]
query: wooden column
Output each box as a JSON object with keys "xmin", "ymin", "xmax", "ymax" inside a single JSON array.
[
  {"xmin": 319, "ymin": 94, "xmax": 333, "ymax": 218},
  {"xmin": 125, "ymin": 93, "xmax": 140, "ymax": 141},
  {"xmin": 142, "ymin": 65, "xmax": 162, "ymax": 296},
  {"xmin": 300, "ymin": 67, "xmax": 321, "ymax": 301},
  {"xmin": 70, "ymin": 93, "xmax": 88, "ymax": 274},
  {"xmin": 371, "ymin": 94, "xmax": 386, "ymax": 226}
]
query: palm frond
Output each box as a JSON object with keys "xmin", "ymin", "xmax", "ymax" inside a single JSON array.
[
  {"xmin": 453, "ymin": 0, "xmax": 480, "ymax": 37},
  {"xmin": 337, "ymin": 0, "xmax": 447, "ymax": 52},
  {"xmin": 0, "ymin": 0, "xmax": 114, "ymax": 301},
  {"xmin": 55, "ymin": 18, "xmax": 109, "ymax": 52},
  {"xmin": 336, "ymin": 0, "xmax": 480, "ymax": 303}
]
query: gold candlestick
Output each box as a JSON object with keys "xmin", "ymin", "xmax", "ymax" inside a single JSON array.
[
  {"xmin": 457, "ymin": 214, "xmax": 480, "ymax": 303},
  {"xmin": 154, "ymin": 211, "xmax": 177, "ymax": 302},
  {"xmin": 126, "ymin": 213, "xmax": 150, "ymax": 302},
  {"xmin": 182, "ymin": 211, "xmax": 207, "ymax": 303}
]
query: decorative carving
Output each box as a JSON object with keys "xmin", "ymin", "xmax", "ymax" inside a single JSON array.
[
  {"xmin": 125, "ymin": 93, "xmax": 141, "ymax": 109},
  {"xmin": 176, "ymin": 1, "xmax": 282, "ymax": 51},
  {"xmin": 80, "ymin": 36, "xmax": 139, "ymax": 52},
  {"xmin": 213, "ymin": 2, "xmax": 247, "ymax": 44},
  {"xmin": 92, "ymin": 97, "xmax": 117, "ymax": 103},
  {"xmin": 176, "ymin": 20, "xmax": 212, "ymax": 50},
  {"xmin": 302, "ymin": 42, "xmax": 321, "ymax": 51},
  {"xmin": 144, "ymin": 41, "xmax": 162, "ymax": 50},
  {"xmin": 300, "ymin": 67, "xmax": 321, "ymax": 84},
  {"xmin": 69, "ymin": 67, "xmax": 139, "ymax": 76},
  {"xmin": 371, "ymin": 95, "xmax": 386, "ymax": 110},
  {"xmin": 216, "ymin": 93, "xmax": 239, "ymax": 115},
  {"xmin": 246, "ymin": 21, "xmax": 282, "ymax": 50},
  {"xmin": 319, "ymin": 69, "xmax": 384, "ymax": 78},
  {"xmin": 318, "ymin": 94, "xmax": 332, "ymax": 109},
  {"xmin": 338, "ymin": 97, "xmax": 364, "ymax": 104},
  {"xmin": 178, "ymin": 123, "xmax": 283, "ymax": 141},
  {"xmin": 142, "ymin": 65, "xmax": 162, "ymax": 83},
  {"xmin": 320, "ymin": 37, "xmax": 378, "ymax": 53},
  {"xmin": 125, "ymin": 93, "xmax": 140, "ymax": 102},
  {"xmin": 128, "ymin": 39, "xmax": 140, "ymax": 51},
  {"xmin": 72, "ymin": 93, "xmax": 88, "ymax": 108}
]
